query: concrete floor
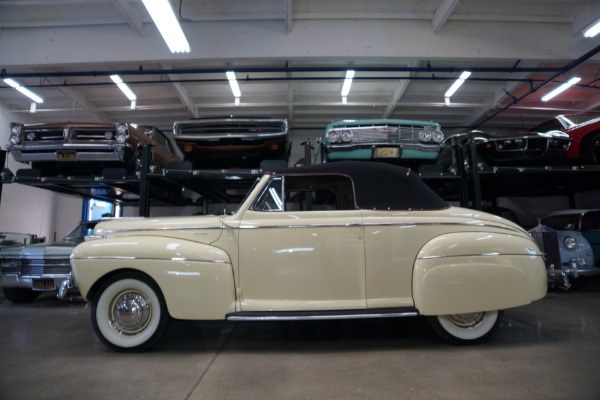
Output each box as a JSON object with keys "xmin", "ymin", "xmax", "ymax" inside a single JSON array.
[{"xmin": 1, "ymin": 279, "xmax": 599, "ymax": 400}]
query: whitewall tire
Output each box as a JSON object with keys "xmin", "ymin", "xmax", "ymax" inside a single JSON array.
[
  {"xmin": 92, "ymin": 273, "xmax": 169, "ymax": 352},
  {"xmin": 428, "ymin": 310, "xmax": 503, "ymax": 345}
]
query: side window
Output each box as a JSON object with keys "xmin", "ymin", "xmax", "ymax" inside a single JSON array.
[
  {"xmin": 542, "ymin": 215, "xmax": 578, "ymax": 230},
  {"xmin": 253, "ymin": 177, "xmax": 284, "ymax": 211},
  {"xmin": 252, "ymin": 175, "xmax": 355, "ymax": 212},
  {"xmin": 154, "ymin": 129, "xmax": 172, "ymax": 152},
  {"xmin": 581, "ymin": 211, "xmax": 600, "ymax": 231},
  {"xmin": 532, "ymin": 120, "xmax": 562, "ymax": 133}
]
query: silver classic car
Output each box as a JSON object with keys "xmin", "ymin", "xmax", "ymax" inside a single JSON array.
[
  {"xmin": 0, "ymin": 221, "xmax": 96, "ymax": 303},
  {"xmin": 530, "ymin": 209, "xmax": 600, "ymax": 289},
  {"xmin": 70, "ymin": 161, "xmax": 547, "ymax": 351}
]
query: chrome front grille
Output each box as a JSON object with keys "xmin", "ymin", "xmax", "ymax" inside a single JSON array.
[
  {"xmin": 177, "ymin": 121, "xmax": 286, "ymax": 136},
  {"xmin": 1, "ymin": 257, "xmax": 71, "ymax": 276},
  {"xmin": 23, "ymin": 128, "xmax": 65, "ymax": 142},
  {"xmin": 331, "ymin": 125, "xmax": 423, "ymax": 144},
  {"xmin": 70, "ymin": 128, "xmax": 117, "ymax": 142},
  {"xmin": 530, "ymin": 231, "xmax": 561, "ymax": 268}
]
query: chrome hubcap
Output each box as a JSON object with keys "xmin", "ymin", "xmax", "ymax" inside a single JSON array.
[
  {"xmin": 108, "ymin": 289, "xmax": 152, "ymax": 336},
  {"xmin": 446, "ymin": 312, "xmax": 486, "ymax": 329}
]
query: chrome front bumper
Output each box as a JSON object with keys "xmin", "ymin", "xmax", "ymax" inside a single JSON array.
[{"xmin": 7, "ymin": 143, "xmax": 128, "ymax": 163}]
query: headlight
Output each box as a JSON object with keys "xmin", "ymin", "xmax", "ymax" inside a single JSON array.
[
  {"xmin": 340, "ymin": 130, "xmax": 352, "ymax": 143},
  {"xmin": 564, "ymin": 236, "xmax": 577, "ymax": 250},
  {"xmin": 326, "ymin": 130, "xmax": 340, "ymax": 143},
  {"xmin": 419, "ymin": 129, "xmax": 433, "ymax": 143},
  {"xmin": 432, "ymin": 130, "xmax": 444, "ymax": 143},
  {"xmin": 115, "ymin": 123, "xmax": 129, "ymax": 144},
  {"xmin": 9, "ymin": 123, "xmax": 22, "ymax": 145}
]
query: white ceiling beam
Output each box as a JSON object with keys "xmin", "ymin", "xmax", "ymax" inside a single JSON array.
[
  {"xmin": 432, "ymin": 0, "xmax": 460, "ymax": 34},
  {"xmin": 382, "ymin": 61, "xmax": 420, "ymax": 118},
  {"xmin": 161, "ymin": 64, "xmax": 196, "ymax": 118},
  {"xmin": 111, "ymin": 0, "xmax": 144, "ymax": 37},
  {"xmin": 33, "ymin": 69, "xmax": 109, "ymax": 123},
  {"xmin": 285, "ymin": 0, "xmax": 293, "ymax": 34}
]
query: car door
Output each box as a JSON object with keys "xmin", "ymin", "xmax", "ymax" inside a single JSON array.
[{"xmin": 238, "ymin": 174, "xmax": 366, "ymax": 311}]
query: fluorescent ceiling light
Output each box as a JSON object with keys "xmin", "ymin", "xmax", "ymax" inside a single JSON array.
[
  {"xmin": 3, "ymin": 78, "xmax": 44, "ymax": 103},
  {"xmin": 110, "ymin": 75, "xmax": 137, "ymax": 101},
  {"xmin": 542, "ymin": 77, "xmax": 581, "ymax": 102},
  {"xmin": 226, "ymin": 71, "xmax": 241, "ymax": 98},
  {"xmin": 341, "ymin": 70, "xmax": 355, "ymax": 97},
  {"xmin": 444, "ymin": 71, "xmax": 471, "ymax": 98},
  {"xmin": 584, "ymin": 20, "xmax": 600, "ymax": 37},
  {"xmin": 141, "ymin": 0, "xmax": 190, "ymax": 53}
]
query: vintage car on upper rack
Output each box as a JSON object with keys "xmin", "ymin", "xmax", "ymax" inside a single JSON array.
[
  {"xmin": 0, "ymin": 220, "xmax": 97, "ymax": 303},
  {"xmin": 5, "ymin": 122, "xmax": 184, "ymax": 176},
  {"xmin": 0, "ymin": 232, "xmax": 44, "ymax": 250},
  {"xmin": 529, "ymin": 209, "xmax": 600, "ymax": 289},
  {"xmin": 320, "ymin": 119, "xmax": 444, "ymax": 167},
  {"xmin": 529, "ymin": 113, "xmax": 600, "ymax": 164},
  {"xmin": 173, "ymin": 117, "xmax": 291, "ymax": 169},
  {"xmin": 69, "ymin": 161, "xmax": 547, "ymax": 352},
  {"xmin": 436, "ymin": 130, "xmax": 572, "ymax": 172}
]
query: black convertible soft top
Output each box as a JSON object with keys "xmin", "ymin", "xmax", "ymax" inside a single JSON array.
[{"xmin": 272, "ymin": 161, "xmax": 449, "ymax": 211}]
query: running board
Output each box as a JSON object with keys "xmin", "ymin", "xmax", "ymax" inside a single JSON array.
[{"xmin": 226, "ymin": 308, "xmax": 419, "ymax": 321}]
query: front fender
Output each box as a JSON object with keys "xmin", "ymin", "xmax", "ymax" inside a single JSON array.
[
  {"xmin": 413, "ymin": 231, "xmax": 547, "ymax": 315},
  {"xmin": 71, "ymin": 236, "xmax": 235, "ymax": 320}
]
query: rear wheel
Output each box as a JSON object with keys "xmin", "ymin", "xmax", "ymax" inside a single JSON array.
[
  {"xmin": 2, "ymin": 288, "xmax": 41, "ymax": 303},
  {"xmin": 92, "ymin": 273, "xmax": 169, "ymax": 352},
  {"xmin": 428, "ymin": 310, "xmax": 503, "ymax": 345}
]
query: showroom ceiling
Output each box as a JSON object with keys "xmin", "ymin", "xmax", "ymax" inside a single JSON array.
[{"xmin": 2, "ymin": 0, "xmax": 600, "ymax": 138}]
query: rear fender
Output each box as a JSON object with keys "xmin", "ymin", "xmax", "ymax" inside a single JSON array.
[{"xmin": 413, "ymin": 232, "xmax": 547, "ymax": 315}]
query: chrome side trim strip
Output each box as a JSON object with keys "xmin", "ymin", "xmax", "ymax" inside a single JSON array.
[
  {"xmin": 420, "ymin": 252, "xmax": 542, "ymax": 259},
  {"xmin": 101, "ymin": 226, "xmax": 221, "ymax": 234},
  {"xmin": 227, "ymin": 311, "xmax": 419, "ymax": 321},
  {"xmin": 74, "ymin": 256, "xmax": 228, "ymax": 264}
]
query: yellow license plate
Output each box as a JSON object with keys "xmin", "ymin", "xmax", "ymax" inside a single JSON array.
[
  {"xmin": 373, "ymin": 147, "xmax": 400, "ymax": 158},
  {"xmin": 32, "ymin": 278, "xmax": 55, "ymax": 290},
  {"xmin": 57, "ymin": 150, "xmax": 76, "ymax": 160}
]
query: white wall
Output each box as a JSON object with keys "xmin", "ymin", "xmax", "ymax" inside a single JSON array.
[{"xmin": 0, "ymin": 105, "xmax": 82, "ymax": 241}]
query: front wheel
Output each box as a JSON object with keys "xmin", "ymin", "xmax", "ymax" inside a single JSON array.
[
  {"xmin": 92, "ymin": 273, "xmax": 169, "ymax": 352},
  {"xmin": 428, "ymin": 310, "xmax": 503, "ymax": 345}
]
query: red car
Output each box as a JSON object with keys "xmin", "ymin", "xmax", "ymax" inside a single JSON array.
[{"xmin": 530, "ymin": 114, "xmax": 600, "ymax": 163}]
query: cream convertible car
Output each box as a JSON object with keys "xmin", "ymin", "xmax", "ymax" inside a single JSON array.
[{"xmin": 71, "ymin": 161, "xmax": 547, "ymax": 351}]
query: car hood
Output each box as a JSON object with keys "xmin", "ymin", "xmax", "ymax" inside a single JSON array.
[
  {"xmin": 93, "ymin": 215, "xmax": 225, "ymax": 244},
  {"xmin": 0, "ymin": 241, "xmax": 78, "ymax": 258}
]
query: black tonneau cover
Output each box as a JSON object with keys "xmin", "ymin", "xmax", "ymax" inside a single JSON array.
[{"xmin": 272, "ymin": 161, "xmax": 449, "ymax": 211}]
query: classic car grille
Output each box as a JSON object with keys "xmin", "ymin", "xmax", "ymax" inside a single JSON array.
[
  {"xmin": 1, "ymin": 257, "xmax": 71, "ymax": 276},
  {"xmin": 330, "ymin": 125, "xmax": 424, "ymax": 143},
  {"xmin": 530, "ymin": 231, "xmax": 561, "ymax": 268},
  {"xmin": 23, "ymin": 128, "xmax": 65, "ymax": 142},
  {"xmin": 70, "ymin": 128, "xmax": 117, "ymax": 142},
  {"xmin": 178, "ymin": 121, "xmax": 286, "ymax": 136}
]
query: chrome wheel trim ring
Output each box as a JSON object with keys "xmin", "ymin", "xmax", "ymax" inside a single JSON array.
[
  {"xmin": 108, "ymin": 289, "xmax": 153, "ymax": 337},
  {"xmin": 445, "ymin": 312, "xmax": 487, "ymax": 330},
  {"xmin": 437, "ymin": 310, "xmax": 499, "ymax": 341}
]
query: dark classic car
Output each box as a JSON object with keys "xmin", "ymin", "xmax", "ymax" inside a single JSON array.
[
  {"xmin": 530, "ymin": 114, "xmax": 600, "ymax": 163},
  {"xmin": 529, "ymin": 209, "xmax": 600, "ymax": 289},
  {"xmin": 0, "ymin": 221, "xmax": 97, "ymax": 303},
  {"xmin": 437, "ymin": 130, "xmax": 572, "ymax": 170},
  {"xmin": 173, "ymin": 117, "xmax": 291, "ymax": 169},
  {"xmin": 0, "ymin": 232, "xmax": 43, "ymax": 249},
  {"xmin": 70, "ymin": 161, "xmax": 546, "ymax": 351},
  {"xmin": 6, "ymin": 122, "xmax": 184, "ymax": 176},
  {"xmin": 321, "ymin": 119, "xmax": 444, "ymax": 166}
]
